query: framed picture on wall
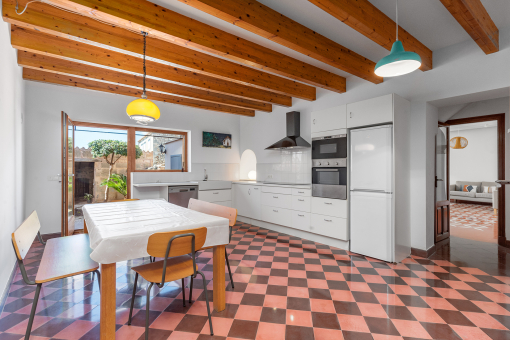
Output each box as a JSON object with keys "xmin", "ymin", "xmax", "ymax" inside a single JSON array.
[{"xmin": 202, "ymin": 131, "xmax": 232, "ymax": 149}]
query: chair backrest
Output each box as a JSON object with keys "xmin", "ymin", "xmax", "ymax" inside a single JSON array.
[
  {"xmin": 110, "ymin": 199, "xmax": 140, "ymax": 202},
  {"xmin": 147, "ymin": 227, "xmax": 207, "ymax": 258},
  {"xmin": 12, "ymin": 211, "xmax": 41, "ymax": 260},
  {"xmin": 188, "ymin": 198, "xmax": 237, "ymax": 227}
]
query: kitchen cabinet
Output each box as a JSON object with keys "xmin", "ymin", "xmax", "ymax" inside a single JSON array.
[
  {"xmin": 311, "ymin": 197, "xmax": 347, "ymax": 218},
  {"xmin": 261, "ymin": 192, "xmax": 292, "ymax": 210},
  {"xmin": 292, "ymin": 211, "xmax": 311, "ymax": 231},
  {"xmin": 261, "ymin": 205, "xmax": 292, "ymax": 227},
  {"xmin": 310, "ymin": 214, "xmax": 348, "ymax": 240},
  {"xmin": 199, "ymin": 189, "xmax": 231, "ymax": 203},
  {"xmin": 346, "ymin": 94, "xmax": 393, "ymax": 128},
  {"xmin": 312, "ymin": 105, "xmax": 346, "ymax": 135},
  {"xmin": 233, "ymin": 184, "xmax": 260, "ymax": 220}
]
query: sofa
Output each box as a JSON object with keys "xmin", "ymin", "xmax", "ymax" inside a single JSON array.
[{"xmin": 450, "ymin": 181, "xmax": 498, "ymax": 207}]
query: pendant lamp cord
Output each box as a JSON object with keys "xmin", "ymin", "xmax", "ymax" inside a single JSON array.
[
  {"xmin": 142, "ymin": 31, "xmax": 148, "ymax": 99},
  {"xmin": 396, "ymin": 0, "xmax": 398, "ymax": 41}
]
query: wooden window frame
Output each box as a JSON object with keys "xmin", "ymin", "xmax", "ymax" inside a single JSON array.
[{"xmin": 72, "ymin": 121, "xmax": 189, "ymax": 199}]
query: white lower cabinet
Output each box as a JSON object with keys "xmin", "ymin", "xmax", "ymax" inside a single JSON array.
[
  {"xmin": 292, "ymin": 196, "xmax": 311, "ymax": 212},
  {"xmin": 215, "ymin": 201, "xmax": 232, "ymax": 207},
  {"xmin": 292, "ymin": 211, "xmax": 311, "ymax": 231},
  {"xmin": 198, "ymin": 189, "xmax": 231, "ymax": 203},
  {"xmin": 233, "ymin": 184, "xmax": 260, "ymax": 220},
  {"xmin": 310, "ymin": 214, "xmax": 348, "ymax": 240},
  {"xmin": 261, "ymin": 205, "xmax": 292, "ymax": 227},
  {"xmin": 261, "ymin": 192, "xmax": 292, "ymax": 209},
  {"xmin": 311, "ymin": 197, "xmax": 347, "ymax": 218}
]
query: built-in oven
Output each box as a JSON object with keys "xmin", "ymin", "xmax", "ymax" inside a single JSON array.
[
  {"xmin": 312, "ymin": 134, "xmax": 347, "ymax": 160},
  {"xmin": 312, "ymin": 160, "xmax": 347, "ymax": 200}
]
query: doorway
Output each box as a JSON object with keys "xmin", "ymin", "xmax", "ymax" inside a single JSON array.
[{"xmin": 438, "ymin": 114, "xmax": 506, "ymax": 248}]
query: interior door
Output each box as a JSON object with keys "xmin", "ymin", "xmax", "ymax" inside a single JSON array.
[
  {"xmin": 435, "ymin": 126, "xmax": 450, "ymax": 243},
  {"xmin": 62, "ymin": 112, "xmax": 75, "ymax": 236}
]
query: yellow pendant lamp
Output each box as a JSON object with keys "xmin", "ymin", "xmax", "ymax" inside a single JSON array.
[
  {"xmin": 450, "ymin": 128, "xmax": 468, "ymax": 149},
  {"xmin": 126, "ymin": 32, "xmax": 160, "ymax": 125}
]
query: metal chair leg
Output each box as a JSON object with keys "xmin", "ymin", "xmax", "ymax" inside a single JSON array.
[
  {"xmin": 127, "ymin": 273, "xmax": 139, "ymax": 325},
  {"xmin": 144, "ymin": 282, "xmax": 154, "ymax": 340},
  {"xmin": 25, "ymin": 283, "xmax": 42, "ymax": 340},
  {"xmin": 181, "ymin": 278, "xmax": 186, "ymax": 307},
  {"xmin": 197, "ymin": 271, "xmax": 213, "ymax": 335},
  {"xmin": 225, "ymin": 248, "xmax": 234, "ymax": 289},
  {"xmin": 189, "ymin": 276, "xmax": 193, "ymax": 303},
  {"xmin": 94, "ymin": 270, "xmax": 101, "ymax": 293}
]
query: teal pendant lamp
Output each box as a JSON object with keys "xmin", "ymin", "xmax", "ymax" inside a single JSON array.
[{"xmin": 375, "ymin": 0, "xmax": 421, "ymax": 77}]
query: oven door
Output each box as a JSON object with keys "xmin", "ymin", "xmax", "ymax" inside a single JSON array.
[
  {"xmin": 312, "ymin": 167, "xmax": 347, "ymax": 199},
  {"xmin": 312, "ymin": 136, "xmax": 347, "ymax": 159}
]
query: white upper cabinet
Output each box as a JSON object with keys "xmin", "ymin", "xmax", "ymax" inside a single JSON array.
[
  {"xmin": 346, "ymin": 94, "xmax": 393, "ymax": 128},
  {"xmin": 311, "ymin": 105, "xmax": 346, "ymax": 135}
]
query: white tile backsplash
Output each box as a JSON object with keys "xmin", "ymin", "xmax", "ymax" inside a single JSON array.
[
  {"xmin": 132, "ymin": 163, "xmax": 240, "ymax": 184},
  {"xmin": 257, "ymin": 149, "xmax": 311, "ymax": 184}
]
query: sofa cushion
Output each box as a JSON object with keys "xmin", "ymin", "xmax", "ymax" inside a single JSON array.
[
  {"xmin": 476, "ymin": 193, "xmax": 492, "ymax": 199},
  {"xmin": 451, "ymin": 191, "xmax": 476, "ymax": 198},
  {"xmin": 456, "ymin": 181, "xmax": 482, "ymax": 193}
]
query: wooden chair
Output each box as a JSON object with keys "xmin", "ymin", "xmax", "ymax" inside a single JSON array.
[
  {"xmin": 188, "ymin": 198, "xmax": 237, "ymax": 288},
  {"xmin": 11, "ymin": 211, "xmax": 100, "ymax": 340},
  {"xmin": 127, "ymin": 227, "xmax": 213, "ymax": 338}
]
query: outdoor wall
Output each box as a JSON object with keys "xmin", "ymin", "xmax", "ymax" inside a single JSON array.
[
  {"xmin": 0, "ymin": 16, "xmax": 25, "ymax": 305},
  {"xmin": 450, "ymin": 127, "xmax": 498, "ymax": 184},
  {"xmin": 24, "ymin": 81, "xmax": 241, "ymax": 234}
]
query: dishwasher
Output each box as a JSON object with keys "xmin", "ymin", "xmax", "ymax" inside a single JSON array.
[{"xmin": 168, "ymin": 185, "xmax": 198, "ymax": 207}]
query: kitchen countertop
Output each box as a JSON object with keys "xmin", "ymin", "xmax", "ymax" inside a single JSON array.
[
  {"xmin": 133, "ymin": 181, "xmax": 199, "ymax": 187},
  {"xmin": 232, "ymin": 181, "xmax": 311, "ymax": 189}
]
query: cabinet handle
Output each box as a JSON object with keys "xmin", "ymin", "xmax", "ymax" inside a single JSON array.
[
  {"xmin": 298, "ymin": 199, "xmax": 304, "ymax": 202},
  {"xmin": 298, "ymin": 191, "xmax": 304, "ymax": 194},
  {"xmin": 273, "ymin": 209, "xmax": 278, "ymax": 212},
  {"xmin": 273, "ymin": 196, "xmax": 278, "ymax": 198},
  {"xmin": 324, "ymin": 219, "xmax": 332, "ymax": 222},
  {"xmin": 325, "ymin": 202, "xmax": 332, "ymax": 205},
  {"xmin": 350, "ymin": 112, "xmax": 352, "ymax": 118},
  {"xmin": 248, "ymin": 189, "xmax": 251, "ymax": 195},
  {"xmin": 298, "ymin": 214, "xmax": 304, "ymax": 217},
  {"xmin": 313, "ymin": 119, "xmax": 316, "ymax": 124},
  {"xmin": 254, "ymin": 188, "xmax": 258, "ymax": 190},
  {"xmin": 213, "ymin": 192, "xmax": 219, "ymax": 194}
]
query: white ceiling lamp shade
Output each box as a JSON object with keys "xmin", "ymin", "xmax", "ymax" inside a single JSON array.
[{"xmin": 374, "ymin": 0, "xmax": 422, "ymax": 78}]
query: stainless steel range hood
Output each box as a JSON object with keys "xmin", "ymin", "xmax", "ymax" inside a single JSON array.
[{"xmin": 265, "ymin": 111, "xmax": 311, "ymax": 150}]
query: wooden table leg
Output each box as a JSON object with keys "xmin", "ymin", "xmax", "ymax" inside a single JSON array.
[
  {"xmin": 213, "ymin": 245, "xmax": 226, "ymax": 312},
  {"xmin": 100, "ymin": 263, "xmax": 116, "ymax": 340},
  {"xmin": 84, "ymin": 220, "xmax": 88, "ymax": 234}
]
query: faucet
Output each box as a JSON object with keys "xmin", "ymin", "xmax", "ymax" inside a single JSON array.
[{"xmin": 204, "ymin": 168, "xmax": 208, "ymax": 181}]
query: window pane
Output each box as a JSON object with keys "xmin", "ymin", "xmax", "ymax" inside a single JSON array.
[{"xmin": 135, "ymin": 131, "xmax": 184, "ymax": 170}]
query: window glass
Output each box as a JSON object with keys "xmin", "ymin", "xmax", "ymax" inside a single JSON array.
[{"xmin": 135, "ymin": 131, "xmax": 184, "ymax": 170}]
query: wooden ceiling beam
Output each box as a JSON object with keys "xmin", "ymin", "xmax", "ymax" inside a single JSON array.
[
  {"xmin": 2, "ymin": 0, "xmax": 313, "ymax": 100},
  {"xmin": 11, "ymin": 26, "xmax": 292, "ymax": 106},
  {"xmin": 18, "ymin": 51, "xmax": 272, "ymax": 112},
  {"xmin": 39, "ymin": 0, "xmax": 346, "ymax": 93},
  {"xmin": 308, "ymin": 0, "xmax": 433, "ymax": 71},
  {"xmin": 23, "ymin": 68, "xmax": 256, "ymax": 116},
  {"xmin": 178, "ymin": 0, "xmax": 382, "ymax": 83},
  {"xmin": 439, "ymin": 0, "xmax": 498, "ymax": 54}
]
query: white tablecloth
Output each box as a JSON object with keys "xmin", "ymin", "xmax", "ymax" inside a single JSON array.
[{"xmin": 82, "ymin": 199, "xmax": 229, "ymax": 264}]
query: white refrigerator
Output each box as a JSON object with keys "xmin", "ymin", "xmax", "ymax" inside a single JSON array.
[{"xmin": 350, "ymin": 125, "xmax": 395, "ymax": 262}]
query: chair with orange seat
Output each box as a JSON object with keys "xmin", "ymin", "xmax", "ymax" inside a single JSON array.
[
  {"xmin": 188, "ymin": 198, "xmax": 237, "ymax": 289},
  {"xmin": 127, "ymin": 227, "xmax": 213, "ymax": 338}
]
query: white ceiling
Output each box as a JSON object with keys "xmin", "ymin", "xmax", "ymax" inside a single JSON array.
[
  {"xmin": 152, "ymin": 0, "xmax": 510, "ymax": 83},
  {"xmin": 453, "ymin": 121, "xmax": 498, "ymax": 131}
]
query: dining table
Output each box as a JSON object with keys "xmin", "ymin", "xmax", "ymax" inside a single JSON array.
[{"xmin": 82, "ymin": 199, "xmax": 230, "ymax": 340}]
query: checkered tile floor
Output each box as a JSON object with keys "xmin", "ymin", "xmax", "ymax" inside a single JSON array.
[
  {"xmin": 2, "ymin": 223, "xmax": 510, "ymax": 340},
  {"xmin": 451, "ymin": 203, "xmax": 498, "ymax": 243}
]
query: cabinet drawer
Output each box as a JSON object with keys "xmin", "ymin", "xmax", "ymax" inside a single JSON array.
[
  {"xmin": 261, "ymin": 192, "xmax": 292, "ymax": 209},
  {"xmin": 261, "ymin": 205, "xmax": 292, "ymax": 227},
  {"xmin": 199, "ymin": 189, "xmax": 231, "ymax": 203},
  {"xmin": 292, "ymin": 188, "xmax": 311, "ymax": 197},
  {"xmin": 311, "ymin": 197, "xmax": 347, "ymax": 218},
  {"xmin": 292, "ymin": 196, "xmax": 311, "ymax": 212},
  {"xmin": 310, "ymin": 214, "xmax": 348, "ymax": 240},
  {"xmin": 261, "ymin": 186, "xmax": 293, "ymax": 195},
  {"xmin": 292, "ymin": 211, "xmax": 310, "ymax": 231},
  {"xmin": 215, "ymin": 200, "xmax": 232, "ymax": 208}
]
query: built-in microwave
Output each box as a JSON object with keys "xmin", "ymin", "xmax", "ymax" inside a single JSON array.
[
  {"xmin": 312, "ymin": 134, "xmax": 347, "ymax": 160},
  {"xmin": 312, "ymin": 161, "xmax": 347, "ymax": 200}
]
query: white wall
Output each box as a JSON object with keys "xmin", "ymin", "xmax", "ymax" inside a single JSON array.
[
  {"xmin": 450, "ymin": 127, "xmax": 498, "ymax": 184},
  {"xmin": 448, "ymin": 96, "xmax": 510, "ymax": 236},
  {"xmin": 24, "ymin": 81, "xmax": 241, "ymax": 234},
  {"xmin": 0, "ymin": 16, "xmax": 25, "ymax": 301}
]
